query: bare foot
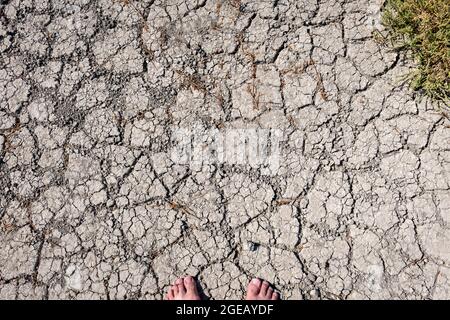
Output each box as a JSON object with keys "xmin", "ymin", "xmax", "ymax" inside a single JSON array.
[
  {"xmin": 246, "ymin": 278, "xmax": 280, "ymax": 300},
  {"xmin": 166, "ymin": 276, "xmax": 201, "ymax": 300}
]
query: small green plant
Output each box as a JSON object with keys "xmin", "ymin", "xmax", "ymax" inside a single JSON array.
[{"xmin": 382, "ymin": 0, "xmax": 450, "ymax": 105}]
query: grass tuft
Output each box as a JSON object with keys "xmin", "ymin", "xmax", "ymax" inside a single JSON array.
[{"xmin": 382, "ymin": 0, "xmax": 450, "ymax": 104}]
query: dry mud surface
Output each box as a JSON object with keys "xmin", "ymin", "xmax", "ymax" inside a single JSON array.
[{"xmin": 0, "ymin": 0, "xmax": 449, "ymax": 299}]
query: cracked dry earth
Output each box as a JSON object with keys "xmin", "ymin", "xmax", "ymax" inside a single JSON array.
[{"xmin": 0, "ymin": 0, "xmax": 449, "ymax": 300}]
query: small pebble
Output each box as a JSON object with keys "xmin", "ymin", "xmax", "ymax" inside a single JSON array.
[{"xmin": 248, "ymin": 241, "xmax": 259, "ymax": 252}]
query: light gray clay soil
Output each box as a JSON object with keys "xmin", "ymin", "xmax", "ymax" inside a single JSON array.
[{"xmin": 0, "ymin": 0, "xmax": 448, "ymax": 299}]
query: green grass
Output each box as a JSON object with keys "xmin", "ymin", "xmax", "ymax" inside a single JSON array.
[{"xmin": 382, "ymin": 0, "xmax": 450, "ymax": 105}]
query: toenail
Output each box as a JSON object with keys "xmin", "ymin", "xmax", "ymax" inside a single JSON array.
[{"xmin": 251, "ymin": 278, "xmax": 260, "ymax": 285}]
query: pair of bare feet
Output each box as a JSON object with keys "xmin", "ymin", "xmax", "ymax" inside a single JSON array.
[{"xmin": 166, "ymin": 276, "xmax": 280, "ymax": 300}]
